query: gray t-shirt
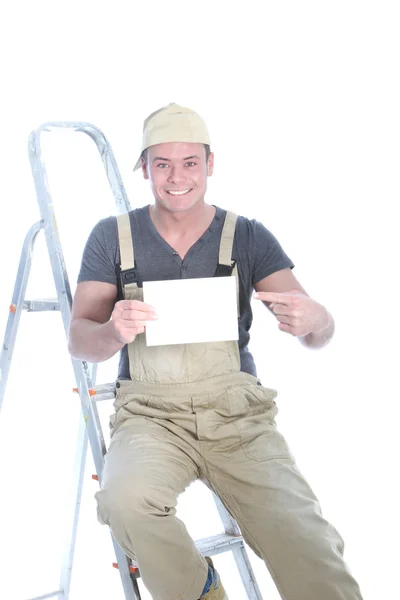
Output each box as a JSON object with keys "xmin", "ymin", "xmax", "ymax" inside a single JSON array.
[{"xmin": 77, "ymin": 205, "xmax": 294, "ymax": 379}]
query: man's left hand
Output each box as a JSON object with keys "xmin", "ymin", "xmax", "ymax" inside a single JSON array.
[{"xmin": 253, "ymin": 290, "xmax": 330, "ymax": 337}]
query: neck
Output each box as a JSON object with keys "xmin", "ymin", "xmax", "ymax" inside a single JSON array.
[{"xmin": 149, "ymin": 201, "xmax": 216, "ymax": 237}]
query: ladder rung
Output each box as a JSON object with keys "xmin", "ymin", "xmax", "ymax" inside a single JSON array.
[
  {"xmin": 196, "ymin": 532, "xmax": 244, "ymax": 557},
  {"xmin": 73, "ymin": 382, "xmax": 116, "ymax": 402},
  {"xmin": 92, "ymin": 382, "xmax": 116, "ymax": 401},
  {"xmin": 125, "ymin": 533, "xmax": 243, "ymax": 571},
  {"xmin": 23, "ymin": 300, "xmax": 60, "ymax": 312},
  {"xmin": 27, "ymin": 590, "xmax": 64, "ymax": 600}
]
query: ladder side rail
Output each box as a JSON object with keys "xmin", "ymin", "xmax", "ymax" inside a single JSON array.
[
  {"xmin": 28, "ymin": 124, "xmax": 137, "ymax": 597},
  {"xmin": 30, "ymin": 122, "xmax": 131, "ymax": 214},
  {"xmin": 74, "ymin": 123, "xmax": 132, "ymax": 214},
  {"xmin": 27, "ymin": 122, "xmax": 131, "ymax": 346},
  {"xmin": 0, "ymin": 222, "xmax": 91, "ymax": 600},
  {"xmin": 212, "ymin": 494, "xmax": 241, "ymax": 536},
  {"xmin": 26, "ymin": 129, "xmax": 109, "ymax": 599},
  {"xmin": 58, "ymin": 397, "xmax": 139, "ymax": 599},
  {"xmin": 0, "ymin": 221, "xmax": 44, "ymax": 411},
  {"xmin": 59, "ymin": 349, "xmax": 100, "ymax": 598},
  {"xmin": 213, "ymin": 497, "xmax": 263, "ymax": 598},
  {"xmin": 28, "ymin": 123, "xmax": 133, "ymax": 476},
  {"xmin": 28, "ymin": 129, "xmax": 74, "ymax": 324},
  {"xmin": 28, "ymin": 128, "xmax": 107, "ymax": 468},
  {"xmin": 88, "ymin": 362, "xmax": 98, "ymax": 385},
  {"xmin": 112, "ymin": 539, "xmax": 142, "ymax": 600},
  {"xmin": 58, "ymin": 413, "xmax": 88, "ymax": 600},
  {"xmin": 71, "ymin": 365, "xmax": 107, "ymax": 472},
  {"xmin": 60, "ymin": 367, "xmax": 142, "ymax": 599},
  {"xmin": 231, "ymin": 545, "xmax": 264, "ymax": 600}
]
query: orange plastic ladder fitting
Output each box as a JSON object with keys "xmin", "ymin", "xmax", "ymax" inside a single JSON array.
[
  {"xmin": 112, "ymin": 562, "xmax": 138, "ymax": 574},
  {"xmin": 9, "ymin": 305, "xmax": 17, "ymax": 313},
  {"xmin": 72, "ymin": 387, "xmax": 97, "ymax": 396}
]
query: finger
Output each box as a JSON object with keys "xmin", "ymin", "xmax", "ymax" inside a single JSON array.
[
  {"xmin": 113, "ymin": 322, "xmax": 146, "ymax": 342},
  {"xmin": 121, "ymin": 309, "xmax": 158, "ymax": 322},
  {"xmin": 271, "ymin": 303, "xmax": 292, "ymax": 316},
  {"xmin": 276, "ymin": 314, "xmax": 292, "ymax": 325},
  {"xmin": 253, "ymin": 292, "xmax": 292, "ymax": 305},
  {"xmin": 130, "ymin": 321, "xmax": 147, "ymax": 330},
  {"xmin": 278, "ymin": 322, "xmax": 296, "ymax": 335},
  {"xmin": 118, "ymin": 300, "xmax": 157, "ymax": 312}
]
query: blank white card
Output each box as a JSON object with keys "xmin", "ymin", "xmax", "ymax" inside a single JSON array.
[{"xmin": 143, "ymin": 276, "xmax": 238, "ymax": 347}]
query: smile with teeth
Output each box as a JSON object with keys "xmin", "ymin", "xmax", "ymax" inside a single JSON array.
[{"xmin": 166, "ymin": 189, "xmax": 192, "ymax": 195}]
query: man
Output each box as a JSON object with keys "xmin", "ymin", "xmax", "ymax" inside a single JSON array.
[{"xmin": 68, "ymin": 103, "xmax": 363, "ymax": 600}]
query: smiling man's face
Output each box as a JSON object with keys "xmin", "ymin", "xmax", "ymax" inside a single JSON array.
[{"xmin": 142, "ymin": 142, "xmax": 214, "ymax": 213}]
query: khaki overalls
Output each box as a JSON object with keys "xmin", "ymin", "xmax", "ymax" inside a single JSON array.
[{"xmin": 95, "ymin": 211, "xmax": 363, "ymax": 600}]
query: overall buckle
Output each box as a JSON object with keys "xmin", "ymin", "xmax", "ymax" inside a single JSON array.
[
  {"xmin": 119, "ymin": 267, "xmax": 142, "ymax": 288},
  {"xmin": 214, "ymin": 261, "xmax": 236, "ymax": 277}
]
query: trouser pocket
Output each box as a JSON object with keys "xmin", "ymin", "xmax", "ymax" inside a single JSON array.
[{"xmin": 231, "ymin": 384, "xmax": 292, "ymax": 462}]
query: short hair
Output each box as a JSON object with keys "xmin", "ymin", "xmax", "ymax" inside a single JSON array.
[{"xmin": 141, "ymin": 144, "xmax": 211, "ymax": 164}]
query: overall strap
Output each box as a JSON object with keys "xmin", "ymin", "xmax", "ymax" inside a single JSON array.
[
  {"xmin": 218, "ymin": 210, "xmax": 238, "ymax": 268},
  {"xmin": 116, "ymin": 213, "xmax": 139, "ymax": 296},
  {"xmin": 217, "ymin": 210, "xmax": 240, "ymax": 316}
]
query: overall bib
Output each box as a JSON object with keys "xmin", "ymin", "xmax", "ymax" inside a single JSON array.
[{"xmin": 95, "ymin": 211, "xmax": 364, "ymax": 600}]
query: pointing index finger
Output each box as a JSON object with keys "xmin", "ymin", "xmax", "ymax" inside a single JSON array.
[{"xmin": 253, "ymin": 292, "xmax": 290, "ymax": 304}]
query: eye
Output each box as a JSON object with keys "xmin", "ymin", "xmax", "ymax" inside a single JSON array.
[
  {"xmin": 156, "ymin": 163, "xmax": 169, "ymax": 168},
  {"xmin": 185, "ymin": 162, "xmax": 196, "ymax": 167}
]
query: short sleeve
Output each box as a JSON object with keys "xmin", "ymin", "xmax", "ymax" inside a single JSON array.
[
  {"xmin": 77, "ymin": 218, "xmax": 118, "ymax": 285},
  {"xmin": 252, "ymin": 220, "xmax": 295, "ymax": 285}
]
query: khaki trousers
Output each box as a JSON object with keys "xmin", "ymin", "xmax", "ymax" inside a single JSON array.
[{"xmin": 95, "ymin": 372, "xmax": 363, "ymax": 600}]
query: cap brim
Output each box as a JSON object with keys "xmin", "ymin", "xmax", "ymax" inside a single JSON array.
[{"xmin": 133, "ymin": 156, "xmax": 142, "ymax": 171}]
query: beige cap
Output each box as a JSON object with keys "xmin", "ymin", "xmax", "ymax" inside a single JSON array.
[{"xmin": 133, "ymin": 103, "xmax": 211, "ymax": 171}]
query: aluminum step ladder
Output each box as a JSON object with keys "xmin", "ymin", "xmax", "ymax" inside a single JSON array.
[{"xmin": 0, "ymin": 122, "xmax": 263, "ymax": 600}]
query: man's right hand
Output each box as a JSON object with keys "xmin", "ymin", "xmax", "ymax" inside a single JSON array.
[{"xmin": 110, "ymin": 300, "xmax": 158, "ymax": 344}]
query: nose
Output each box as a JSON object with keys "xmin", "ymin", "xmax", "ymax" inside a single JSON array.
[{"xmin": 167, "ymin": 164, "xmax": 186, "ymax": 183}]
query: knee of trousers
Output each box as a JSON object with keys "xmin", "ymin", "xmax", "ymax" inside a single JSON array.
[{"xmin": 95, "ymin": 480, "xmax": 174, "ymax": 529}]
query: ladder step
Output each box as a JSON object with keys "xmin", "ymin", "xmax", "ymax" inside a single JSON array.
[
  {"xmin": 91, "ymin": 382, "xmax": 116, "ymax": 401},
  {"xmin": 73, "ymin": 382, "xmax": 116, "ymax": 402},
  {"xmin": 22, "ymin": 300, "xmax": 60, "ymax": 311},
  {"xmin": 127, "ymin": 533, "xmax": 243, "ymax": 569},
  {"xmin": 196, "ymin": 532, "xmax": 244, "ymax": 557},
  {"xmin": 27, "ymin": 590, "xmax": 64, "ymax": 600}
]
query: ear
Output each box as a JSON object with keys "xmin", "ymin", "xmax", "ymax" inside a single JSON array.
[
  {"xmin": 207, "ymin": 152, "xmax": 215, "ymax": 176},
  {"xmin": 142, "ymin": 157, "xmax": 149, "ymax": 180}
]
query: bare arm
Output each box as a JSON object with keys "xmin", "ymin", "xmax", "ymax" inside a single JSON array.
[
  {"xmin": 68, "ymin": 280, "xmax": 158, "ymax": 363},
  {"xmin": 68, "ymin": 281, "xmax": 123, "ymax": 362},
  {"xmin": 253, "ymin": 268, "xmax": 335, "ymax": 349}
]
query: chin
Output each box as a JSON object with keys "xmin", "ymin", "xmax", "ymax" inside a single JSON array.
[{"xmin": 160, "ymin": 193, "xmax": 202, "ymax": 213}]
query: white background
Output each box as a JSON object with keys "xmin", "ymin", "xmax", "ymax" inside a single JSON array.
[{"xmin": 0, "ymin": 1, "xmax": 399, "ymax": 599}]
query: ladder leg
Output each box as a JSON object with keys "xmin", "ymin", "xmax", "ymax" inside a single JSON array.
[
  {"xmin": 0, "ymin": 221, "xmax": 43, "ymax": 412},
  {"xmin": 212, "ymin": 494, "xmax": 264, "ymax": 599},
  {"xmin": 59, "ymin": 413, "xmax": 88, "ymax": 599},
  {"xmin": 112, "ymin": 539, "xmax": 142, "ymax": 600},
  {"xmin": 59, "ymin": 401, "xmax": 142, "ymax": 600},
  {"xmin": 231, "ymin": 544, "xmax": 264, "ymax": 600}
]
